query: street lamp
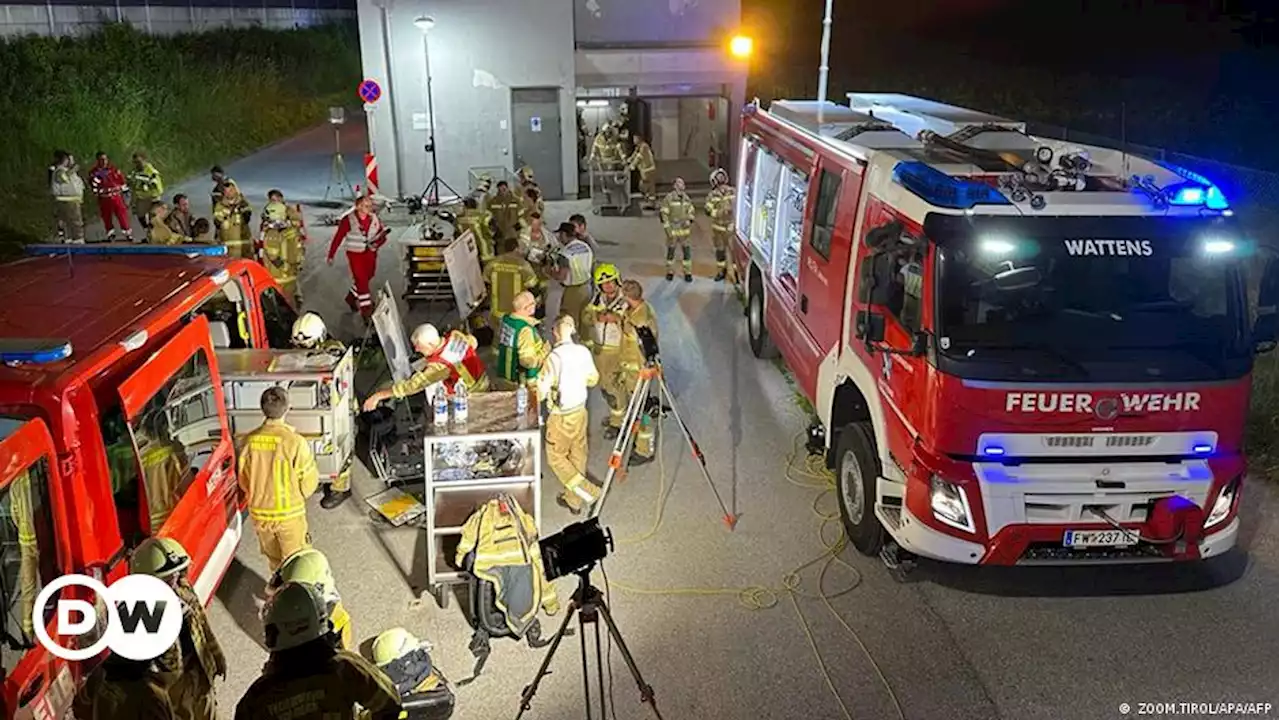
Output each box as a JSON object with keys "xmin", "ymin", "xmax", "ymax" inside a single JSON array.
[
  {"xmin": 413, "ymin": 15, "xmax": 434, "ymax": 32},
  {"xmin": 728, "ymin": 34, "xmax": 753, "ymax": 60},
  {"xmin": 413, "ymin": 15, "xmax": 457, "ymax": 207}
]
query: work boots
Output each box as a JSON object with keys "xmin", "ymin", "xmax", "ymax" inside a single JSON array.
[
  {"xmin": 684, "ymin": 273, "xmax": 693, "ymax": 283},
  {"xmin": 320, "ymin": 487, "xmax": 350, "ymax": 509},
  {"xmin": 665, "ymin": 272, "xmax": 674, "ymax": 282},
  {"xmin": 714, "ymin": 269, "xmax": 726, "ymax": 282}
]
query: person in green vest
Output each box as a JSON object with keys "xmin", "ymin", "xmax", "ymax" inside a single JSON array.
[{"xmin": 495, "ymin": 291, "xmax": 549, "ymax": 392}]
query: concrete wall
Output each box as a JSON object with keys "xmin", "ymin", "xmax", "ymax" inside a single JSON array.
[
  {"xmin": 573, "ymin": 0, "xmax": 739, "ymax": 46},
  {"xmin": 357, "ymin": 0, "xmax": 577, "ymax": 200},
  {"xmin": 0, "ymin": 1, "xmax": 350, "ymax": 37}
]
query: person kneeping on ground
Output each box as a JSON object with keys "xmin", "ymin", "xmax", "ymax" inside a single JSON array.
[
  {"xmin": 238, "ymin": 386, "xmax": 319, "ymax": 572},
  {"xmin": 236, "ymin": 581, "xmax": 402, "ymax": 720},
  {"xmin": 538, "ymin": 314, "xmax": 603, "ymax": 515}
]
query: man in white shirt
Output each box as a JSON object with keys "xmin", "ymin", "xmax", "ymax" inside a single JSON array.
[
  {"xmin": 537, "ymin": 314, "xmax": 602, "ymax": 515},
  {"xmin": 552, "ymin": 222, "xmax": 596, "ymax": 325}
]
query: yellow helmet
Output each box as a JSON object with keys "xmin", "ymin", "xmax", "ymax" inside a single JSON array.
[
  {"xmin": 593, "ymin": 263, "xmax": 620, "ymax": 286},
  {"xmin": 264, "ymin": 201, "xmax": 287, "ymax": 223},
  {"xmin": 372, "ymin": 627, "xmax": 420, "ymax": 667},
  {"xmin": 273, "ymin": 548, "xmax": 336, "ymax": 597},
  {"xmin": 263, "ymin": 581, "xmax": 333, "ymax": 651},
  {"xmin": 130, "ymin": 537, "xmax": 190, "ymax": 579}
]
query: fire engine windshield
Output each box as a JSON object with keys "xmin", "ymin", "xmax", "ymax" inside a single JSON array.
[{"xmin": 930, "ymin": 215, "xmax": 1252, "ymax": 383}]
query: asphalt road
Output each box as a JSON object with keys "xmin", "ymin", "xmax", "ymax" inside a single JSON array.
[{"xmin": 171, "ymin": 120, "xmax": 1280, "ymax": 720}]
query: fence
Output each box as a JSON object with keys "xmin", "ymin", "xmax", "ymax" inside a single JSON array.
[{"xmin": 0, "ymin": 0, "xmax": 353, "ymax": 37}]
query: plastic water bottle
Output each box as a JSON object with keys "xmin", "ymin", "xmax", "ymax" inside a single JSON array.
[
  {"xmin": 432, "ymin": 387, "xmax": 449, "ymax": 426},
  {"xmin": 452, "ymin": 383, "xmax": 469, "ymax": 424},
  {"xmin": 516, "ymin": 385, "xmax": 529, "ymax": 417}
]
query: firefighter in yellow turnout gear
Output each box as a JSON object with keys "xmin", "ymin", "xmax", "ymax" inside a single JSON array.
[
  {"xmin": 660, "ymin": 177, "xmax": 696, "ymax": 282},
  {"xmin": 627, "ymin": 134, "xmax": 657, "ymax": 208},
  {"xmin": 214, "ymin": 180, "xmax": 253, "ymax": 259},
  {"xmin": 132, "ymin": 537, "xmax": 227, "ymax": 720},
  {"xmin": 238, "ymin": 386, "xmax": 319, "ymax": 571},
  {"xmin": 495, "ymin": 291, "xmax": 548, "ymax": 391},
  {"xmin": 236, "ymin": 581, "xmax": 402, "ymax": 720},
  {"xmin": 483, "ymin": 237, "xmax": 542, "ymax": 331},
  {"xmin": 488, "ymin": 181, "xmax": 522, "ymax": 243},
  {"xmin": 538, "ymin": 314, "xmax": 603, "ymax": 514},
  {"xmin": 74, "ymin": 656, "xmax": 177, "ymax": 720},
  {"xmin": 9, "ymin": 471, "xmax": 39, "ymax": 638},
  {"xmin": 291, "ymin": 312, "xmax": 355, "ymax": 509},
  {"xmin": 135, "ymin": 410, "xmax": 190, "ymax": 533},
  {"xmin": 267, "ymin": 548, "xmax": 353, "ymax": 651},
  {"xmin": 606, "ymin": 279, "xmax": 658, "ymax": 463},
  {"xmin": 456, "ymin": 196, "xmax": 495, "ymax": 262},
  {"xmin": 129, "ymin": 152, "xmax": 164, "ymax": 230},
  {"xmin": 581, "ymin": 264, "xmax": 631, "ymax": 434},
  {"xmin": 261, "ymin": 190, "xmax": 306, "ymax": 305},
  {"xmin": 705, "ymin": 168, "xmax": 737, "ymax": 283}
]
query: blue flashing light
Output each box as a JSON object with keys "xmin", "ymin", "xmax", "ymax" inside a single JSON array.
[
  {"xmin": 0, "ymin": 340, "xmax": 73, "ymax": 365},
  {"xmin": 982, "ymin": 446, "xmax": 1006, "ymax": 457},
  {"xmin": 1160, "ymin": 164, "xmax": 1231, "ymax": 211},
  {"xmin": 25, "ymin": 243, "xmax": 229, "ymax": 257},
  {"xmin": 891, "ymin": 161, "xmax": 1011, "ymax": 210},
  {"xmin": 1192, "ymin": 443, "xmax": 1213, "ymax": 455}
]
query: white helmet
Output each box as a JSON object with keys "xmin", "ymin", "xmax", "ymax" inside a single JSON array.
[
  {"xmin": 411, "ymin": 323, "xmax": 440, "ymax": 351},
  {"xmin": 710, "ymin": 168, "xmax": 729, "ymax": 187},
  {"xmin": 263, "ymin": 581, "xmax": 334, "ymax": 651},
  {"xmin": 291, "ymin": 312, "xmax": 328, "ymax": 348}
]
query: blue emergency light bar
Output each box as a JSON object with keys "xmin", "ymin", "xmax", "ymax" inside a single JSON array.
[
  {"xmin": 0, "ymin": 339, "xmax": 73, "ymax": 365},
  {"xmin": 1160, "ymin": 165, "xmax": 1230, "ymax": 211},
  {"xmin": 891, "ymin": 161, "xmax": 1012, "ymax": 210},
  {"xmin": 25, "ymin": 243, "xmax": 229, "ymax": 257}
]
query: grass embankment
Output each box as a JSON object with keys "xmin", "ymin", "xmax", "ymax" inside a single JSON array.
[{"xmin": 0, "ymin": 22, "xmax": 360, "ymax": 258}]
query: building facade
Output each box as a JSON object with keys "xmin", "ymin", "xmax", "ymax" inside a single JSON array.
[
  {"xmin": 0, "ymin": 0, "xmax": 351, "ymax": 38},
  {"xmin": 356, "ymin": 0, "xmax": 745, "ymax": 201}
]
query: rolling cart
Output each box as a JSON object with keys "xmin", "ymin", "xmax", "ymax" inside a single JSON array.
[{"xmin": 589, "ymin": 162, "xmax": 631, "ymax": 215}]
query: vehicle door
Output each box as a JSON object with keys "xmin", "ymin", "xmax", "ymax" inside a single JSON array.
[
  {"xmin": 116, "ymin": 315, "xmax": 239, "ymax": 605},
  {"xmin": 0, "ymin": 417, "xmax": 83, "ymax": 720},
  {"xmin": 797, "ymin": 158, "xmax": 862, "ymax": 357}
]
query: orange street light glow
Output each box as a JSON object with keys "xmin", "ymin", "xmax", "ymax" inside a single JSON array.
[{"xmin": 729, "ymin": 35, "xmax": 753, "ymax": 59}]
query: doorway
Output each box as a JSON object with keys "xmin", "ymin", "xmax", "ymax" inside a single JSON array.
[{"xmin": 511, "ymin": 88, "xmax": 564, "ymax": 200}]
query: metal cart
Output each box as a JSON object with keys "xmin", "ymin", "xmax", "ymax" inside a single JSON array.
[
  {"xmin": 589, "ymin": 161, "xmax": 631, "ymax": 215},
  {"xmin": 401, "ymin": 216, "xmax": 456, "ymax": 308}
]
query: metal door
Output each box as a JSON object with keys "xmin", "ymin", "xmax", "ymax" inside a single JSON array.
[{"xmin": 511, "ymin": 88, "xmax": 564, "ymax": 200}]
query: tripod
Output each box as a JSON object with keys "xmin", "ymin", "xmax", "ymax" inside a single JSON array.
[
  {"xmin": 515, "ymin": 568, "xmax": 662, "ymax": 720},
  {"xmin": 590, "ymin": 361, "xmax": 737, "ymax": 529},
  {"xmin": 417, "ymin": 33, "xmax": 460, "ymax": 209},
  {"xmin": 325, "ymin": 123, "xmax": 355, "ymax": 202}
]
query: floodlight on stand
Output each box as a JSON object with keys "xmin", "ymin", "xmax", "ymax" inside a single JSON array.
[
  {"xmin": 329, "ymin": 106, "xmax": 346, "ymax": 126},
  {"xmin": 413, "ymin": 15, "xmax": 435, "ymax": 33},
  {"xmin": 538, "ymin": 518, "xmax": 612, "ymax": 582}
]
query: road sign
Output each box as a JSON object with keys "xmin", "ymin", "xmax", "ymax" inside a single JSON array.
[{"xmin": 358, "ymin": 79, "xmax": 382, "ymax": 104}]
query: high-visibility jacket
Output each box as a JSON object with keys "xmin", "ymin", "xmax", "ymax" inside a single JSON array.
[
  {"xmin": 214, "ymin": 196, "xmax": 252, "ymax": 245},
  {"xmin": 50, "ymin": 166, "xmax": 85, "ymax": 202},
  {"xmin": 234, "ymin": 650, "xmax": 401, "ymax": 720},
  {"xmin": 237, "ymin": 419, "xmax": 319, "ymax": 523},
  {"xmin": 619, "ymin": 300, "xmax": 659, "ymax": 371},
  {"xmin": 90, "ymin": 165, "xmax": 128, "ymax": 198},
  {"xmin": 210, "ymin": 178, "xmax": 236, "ymax": 211},
  {"xmin": 660, "ymin": 190, "xmax": 695, "ymax": 238},
  {"xmin": 581, "ymin": 289, "xmax": 628, "ymax": 353},
  {"xmin": 558, "ymin": 239, "xmax": 594, "ymax": 287},
  {"xmin": 129, "ymin": 162, "xmax": 164, "ymax": 201},
  {"xmin": 628, "ymin": 141, "xmax": 656, "ymax": 175},
  {"xmin": 389, "ymin": 330, "xmax": 489, "ymax": 398},
  {"xmin": 327, "ymin": 210, "xmax": 387, "ymax": 261},
  {"xmin": 483, "ymin": 251, "xmax": 540, "ymax": 319},
  {"xmin": 140, "ymin": 441, "xmax": 188, "ymax": 531},
  {"xmin": 455, "ymin": 496, "xmax": 558, "ymax": 632},
  {"xmin": 496, "ymin": 314, "xmax": 547, "ymax": 384},
  {"xmin": 488, "ymin": 192, "xmax": 521, "ymax": 240},
  {"xmin": 705, "ymin": 185, "xmax": 736, "ymax": 233},
  {"xmin": 456, "ymin": 207, "xmax": 494, "ymax": 261},
  {"xmin": 590, "ymin": 133, "xmax": 623, "ymax": 166}
]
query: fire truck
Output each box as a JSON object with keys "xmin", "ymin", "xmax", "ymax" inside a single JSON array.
[
  {"xmin": 0, "ymin": 244, "xmax": 328, "ymax": 719},
  {"xmin": 732, "ymin": 94, "xmax": 1277, "ymax": 568}
]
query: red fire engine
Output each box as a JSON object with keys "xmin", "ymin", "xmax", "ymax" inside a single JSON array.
[
  {"xmin": 733, "ymin": 94, "xmax": 1277, "ymax": 567},
  {"xmin": 0, "ymin": 244, "xmax": 305, "ymax": 718}
]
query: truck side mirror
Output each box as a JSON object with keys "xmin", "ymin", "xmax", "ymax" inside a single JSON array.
[
  {"xmin": 1255, "ymin": 254, "xmax": 1278, "ymax": 354},
  {"xmin": 855, "ymin": 310, "xmax": 886, "ymax": 343}
]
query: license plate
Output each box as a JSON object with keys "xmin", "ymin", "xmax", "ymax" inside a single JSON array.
[{"xmin": 1063, "ymin": 528, "xmax": 1139, "ymax": 548}]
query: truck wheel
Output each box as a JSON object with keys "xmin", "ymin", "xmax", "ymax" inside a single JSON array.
[
  {"xmin": 835, "ymin": 423, "xmax": 884, "ymax": 556},
  {"xmin": 747, "ymin": 274, "xmax": 779, "ymax": 359}
]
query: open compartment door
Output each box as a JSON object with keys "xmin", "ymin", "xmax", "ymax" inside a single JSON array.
[{"xmin": 371, "ymin": 282, "xmax": 416, "ymax": 383}]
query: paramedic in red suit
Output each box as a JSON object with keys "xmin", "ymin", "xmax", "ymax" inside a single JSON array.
[
  {"xmin": 326, "ymin": 194, "xmax": 387, "ymax": 318},
  {"xmin": 89, "ymin": 152, "xmax": 133, "ymax": 241}
]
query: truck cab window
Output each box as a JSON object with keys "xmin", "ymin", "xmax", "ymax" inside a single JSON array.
[
  {"xmin": 886, "ymin": 251, "xmax": 925, "ymax": 332},
  {"xmin": 808, "ymin": 169, "xmax": 841, "ymax": 260},
  {"xmin": 100, "ymin": 403, "xmax": 144, "ymax": 545},
  {"xmin": 0, "ymin": 458, "xmax": 60, "ymax": 669},
  {"xmin": 260, "ymin": 287, "xmax": 300, "ymax": 349},
  {"xmin": 737, "ymin": 140, "xmax": 758, "ymax": 239},
  {"xmin": 195, "ymin": 279, "xmax": 251, "ymax": 350}
]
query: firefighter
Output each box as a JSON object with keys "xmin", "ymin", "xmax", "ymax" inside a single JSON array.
[
  {"xmin": 580, "ymin": 263, "xmax": 628, "ymax": 432},
  {"xmin": 519, "ymin": 186, "xmax": 545, "ymax": 229},
  {"xmin": 167, "ymin": 194, "xmax": 196, "ymax": 239},
  {"xmin": 131, "ymin": 537, "xmax": 227, "ymax": 720},
  {"xmin": 209, "ymin": 166, "xmax": 232, "ymax": 213},
  {"xmin": 9, "ymin": 471, "xmax": 38, "ymax": 638},
  {"xmin": 129, "ymin": 152, "xmax": 165, "ymax": 230},
  {"xmin": 148, "ymin": 202, "xmax": 192, "ymax": 245},
  {"xmin": 290, "ymin": 312, "xmax": 354, "ymax": 509},
  {"xmin": 235, "ymin": 581, "xmax": 402, "ymax": 720},
  {"xmin": 552, "ymin": 221, "xmax": 595, "ymax": 323},
  {"xmin": 627, "ymin": 133, "xmax": 657, "ymax": 208},
  {"xmin": 266, "ymin": 547, "xmax": 353, "ymax": 650},
  {"xmin": 89, "ymin": 152, "xmax": 133, "ymax": 242},
  {"xmin": 371, "ymin": 628, "xmax": 455, "ymax": 718},
  {"xmin": 568, "ymin": 213, "xmax": 601, "ymax": 253},
  {"xmin": 260, "ymin": 189, "xmax": 306, "ymax": 305},
  {"xmin": 495, "ymin": 291, "xmax": 548, "ymax": 391},
  {"xmin": 537, "ymin": 314, "xmax": 602, "ymax": 513},
  {"xmin": 609, "ymin": 279, "xmax": 658, "ymax": 464},
  {"xmin": 238, "ymin": 386, "xmax": 319, "ymax": 572},
  {"xmin": 456, "ymin": 196, "xmax": 494, "ymax": 262},
  {"xmin": 705, "ymin": 168, "xmax": 737, "ymax": 283},
  {"xmin": 516, "ymin": 165, "xmax": 537, "ymax": 196},
  {"xmin": 483, "ymin": 236, "xmax": 541, "ymax": 331},
  {"xmin": 488, "ymin": 180, "xmax": 522, "ymax": 243},
  {"xmin": 588, "ymin": 125, "xmax": 619, "ymax": 167},
  {"xmin": 362, "ymin": 324, "xmax": 489, "ymax": 410},
  {"xmin": 49, "ymin": 150, "xmax": 86, "ymax": 244},
  {"xmin": 660, "ymin": 177, "xmax": 696, "ymax": 282},
  {"xmin": 74, "ymin": 655, "xmax": 176, "ymax": 720},
  {"xmin": 469, "ymin": 174, "xmax": 493, "ymax": 211},
  {"xmin": 136, "ymin": 410, "xmax": 189, "ymax": 532},
  {"xmin": 326, "ymin": 194, "xmax": 388, "ymax": 319},
  {"xmin": 213, "ymin": 180, "xmax": 254, "ymax": 259}
]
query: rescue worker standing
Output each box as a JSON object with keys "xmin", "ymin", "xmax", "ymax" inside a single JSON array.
[
  {"xmin": 327, "ymin": 194, "xmax": 388, "ymax": 319},
  {"xmin": 519, "ymin": 186, "xmax": 545, "ymax": 228},
  {"xmin": 238, "ymin": 386, "xmax": 319, "ymax": 572},
  {"xmin": 553, "ymin": 221, "xmax": 595, "ymax": 323},
  {"xmin": 609, "ymin": 279, "xmax": 658, "ymax": 464},
  {"xmin": 483, "ymin": 237, "xmax": 541, "ymax": 331},
  {"xmin": 588, "ymin": 125, "xmax": 621, "ymax": 167},
  {"xmin": 267, "ymin": 548, "xmax": 353, "ymax": 650},
  {"xmin": 291, "ymin": 312, "xmax": 354, "ymax": 509},
  {"xmin": 660, "ymin": 177, "xmax": 696, "ymax": 282},
  {"xmin": 9, "ymin": 471, "xmax": 38, "ymax": 638},
  {"xmin": 495, "ymin": 291, "xmax": 548, "ymax": 391},
  {"xmin": 260, "ymin": 189, "xmax": 307, "ymax": 305},
  {"xmin": 627, "ymin": 133, "xmax": 658, "ymax": 209},
  {"xmin": 89, "ymin": 152, "xmax": 132, "ymax": 241},
  {"xmin": 148, "ymin": 202, "xmax": 192, "ymax": 245},
  {"xmin": 580, "ymin": 263, "xmax": 628, "ymax": 429},
  {"xmin": 538, "ymin": 314, "xmax": 602, "ymax": 513},
  {"xmin": 49, "ymin": 150, "xmax": 86, "ymax": 244},
  {"xmin": 705, "ymin": 168, "xmax": 737, "ymax": 283},
  {"xmin": 213, "ymin": 180, "xmax": 253, "ymax": 259},
  {"xmin": 488, "ymin": 180, "xmax": 522, "ymax": 243},
  {"xmin": 74, "ymin": 655, "xmax": 176, "ymax": 720},
  {"xmin": 236, "ymin": 581, "xmax": 402, "ymax": 720},
  {"xmin": 129, "ymin": 152, "xmax": 165, "ymax": 230},
  {"xmin": 456, "ymin": 196, "xmax": 495, "ymax": 262},
  {"xmin": 362, "ymin": 324, "xmax": 489, "ymax": 410},
  {"xmin": 136, "ymin": 411, "xmax": 189, "ymax": 532},
  {"xmin": 132, "ymin": 537, "xmax": 227, "ymax": 720},
  {"xmin": 209, "ymin": 167, "xmax": 232, "ymax": 213}
]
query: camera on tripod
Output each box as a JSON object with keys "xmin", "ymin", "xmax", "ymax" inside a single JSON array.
[
  {"xmin": 635, "ymin": 325, "xmax": 660, "ymax": 364},
  {"xmin": 539, "ymin": 518, "xmax": 613, "ymax": 581}
]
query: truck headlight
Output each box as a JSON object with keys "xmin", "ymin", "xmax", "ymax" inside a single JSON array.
[
  {"xmin": 1203, "ymin": 477, "xmax": 1240, "ymax": 529},
  {"xmin": 930, "ymin": 476, "xmax": 975, "ymax": 533}
]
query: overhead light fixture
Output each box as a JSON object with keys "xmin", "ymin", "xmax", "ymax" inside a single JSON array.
[
  {"xmin": 728, "ymin": 34, "xmax": 753, "ymax": 59},
  {"xmin": 413, "ymin": 15, "xmax": 435, "ymax": 33}
]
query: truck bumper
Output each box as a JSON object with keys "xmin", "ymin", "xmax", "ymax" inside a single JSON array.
[
  {"xmin": 886, "ymin": 506, "xmax": 986, "ymax": 564},
  {"xmin": 1198, "ymin": 517, "xmax": 1239, "ymax": 560}
]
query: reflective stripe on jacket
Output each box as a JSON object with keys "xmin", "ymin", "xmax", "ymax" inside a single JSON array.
[
  {"xmin": 705, "ymin": 186, "xmax": 736, "ymax": 232},
  {"xmin": 389, "ymin": 331, "xmax": 489, "ymax": 397},
  {"xmin": 497, "ymin": 314, "xmax": 546, "ymax": 383},
  {"xmin": 660, "ymin": 191, "xmax": 695, "ymax": 236},
  {"xmin": 454, "ymin": 496, "xmax": 558, "ymax": 624},
  {"xmin": 484, "ymin": 252, "xmax": 540, "ymax": 317},
  {"xmin": 237, "ymin": 419, "xmax": 319, "ymax": 522}
]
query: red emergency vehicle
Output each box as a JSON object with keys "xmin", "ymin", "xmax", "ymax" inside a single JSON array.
[
  {"xmin": 733, "ymin": 95, "xmax": 1276, "ymax": 567},
  {"xmin": 0, "ymin": 244, "xmax": 303, "ymax": 718}
]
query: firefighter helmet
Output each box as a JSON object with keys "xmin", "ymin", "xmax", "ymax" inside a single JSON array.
[
  {"xmin": 518, "ymin": 165, "xmax": 534, "ymax": 182},
  {"xmin": 411, "ymin": 323, "xmax": 441, "ymax": 352},
  {"xmin": 710, "ymin": 168, "xmax": 729, "ymax": 187},
  {"xmin": 372, "ymin": 627, "xmax": 420, "ymax": 668},
  {"xmin": 263, "ymin": 581, "xmax": 333, "ymax": 651},
  {"xmin": 291, "ymin": 312, "xmax": 328, "ymax": 349},
  {"xmin": 593, "ymin": 263, "xmax": 620, "ymax": 286},
  {"xmin": 274, "ymin": 548, "xmax": 336, "ymax": 597},
  {"xmin": 131, "ymin": 537, "xmax": 191, "ymax": 579}
]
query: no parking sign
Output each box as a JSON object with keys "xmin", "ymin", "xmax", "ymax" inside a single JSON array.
[{"xmin": 358, "ymin": 79, "xmax": 382, "ymax": 104}]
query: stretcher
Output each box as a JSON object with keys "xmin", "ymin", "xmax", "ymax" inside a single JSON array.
[{"xmin": 589, "ymin": 162, "xmax": 631, "ymax": 215}]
